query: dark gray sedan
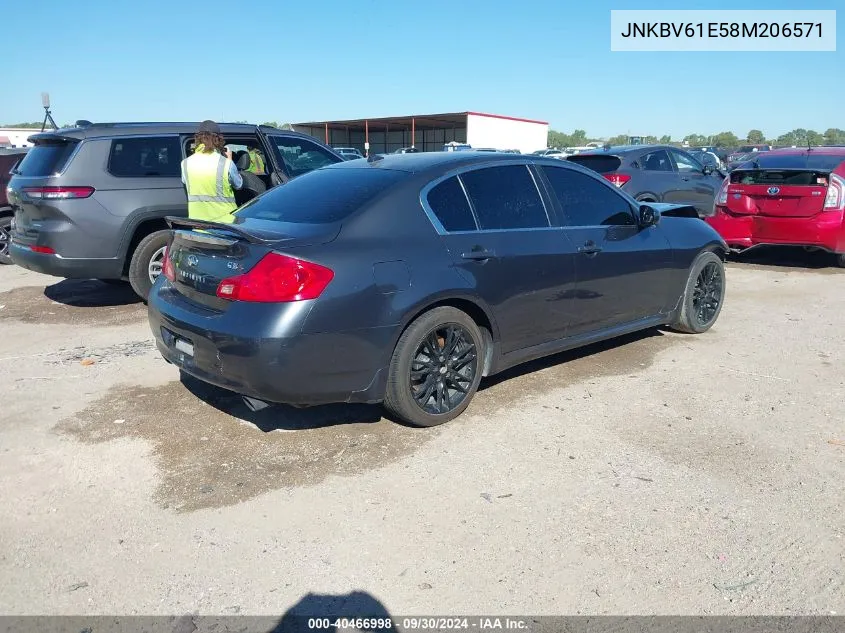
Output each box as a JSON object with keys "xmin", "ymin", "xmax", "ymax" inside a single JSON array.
[
  {"xmin": 568, "ymin": 144, "xmax": 726, "ymax": 217},
  {"xmin": 149, "ymin": 152, "xmax": 728, "ymax": 427}
]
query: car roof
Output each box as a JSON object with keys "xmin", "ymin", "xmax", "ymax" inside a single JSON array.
[
  {"xmin": 574, "ymin": 144, "xmax": 677, "ymax": 155},
  {"xmin": 25, "ymin": 122, "xmax": 314, "ymax": 142},
  {"xmin": 322, "ymin": 150, "xmax": 586, "ymax": 175},
  {"xmin": 758, "ymin": 146, "xmax": 845, "ymax": 156}
]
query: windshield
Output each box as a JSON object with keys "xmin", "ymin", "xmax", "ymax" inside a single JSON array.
[
  {"xmin": 235, "ymin": 167, "xmax": 407, "ymax": 224},
  {"xmin": 735, "ymin": 153, "xmax": 844, "ymax": 171}
]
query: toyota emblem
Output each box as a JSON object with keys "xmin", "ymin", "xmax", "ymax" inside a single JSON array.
[{"xmin": 767, "ymin": 186, "xmax": 780, "ymax": 196}]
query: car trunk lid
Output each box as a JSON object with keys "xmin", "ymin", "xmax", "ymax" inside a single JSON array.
[
  {"xmin": 164, "ymin": 217, "xmax": 340, "ymax": 311},
  {"xmin": 725, "ymin": 169, "xmax": 832, "ymax": 217}
]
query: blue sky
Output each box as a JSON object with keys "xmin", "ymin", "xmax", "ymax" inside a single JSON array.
[{"xmin": 3, "ymin": 0, "xmax": 842, "ymax": 139}]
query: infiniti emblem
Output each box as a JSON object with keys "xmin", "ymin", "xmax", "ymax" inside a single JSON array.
[
  {"xmin": 767, "ymin": 186, "xmax": 780, "ymax": 196},
  {"xmin": 187, "ymin": 254, "xmax": 198, "ymax": 266}
]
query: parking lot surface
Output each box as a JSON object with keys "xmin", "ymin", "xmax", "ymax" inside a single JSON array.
[{"xmin": 1, "ymin": 252, "xmax": 844, "ymax": 616}]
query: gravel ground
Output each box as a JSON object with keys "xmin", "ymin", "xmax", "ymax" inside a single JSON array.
[{"xmin": 0, "ymin": 250, "xmax": 843, "ymax": 618}]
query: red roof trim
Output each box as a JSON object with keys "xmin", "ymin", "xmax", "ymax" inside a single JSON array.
[{"xmin": 466, "ymin": 111, "xmax": 548, "ymax": 125}]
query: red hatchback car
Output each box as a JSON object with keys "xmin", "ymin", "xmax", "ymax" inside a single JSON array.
[{"xmin": 706, "ymin": 147, "xmax": 845, "ymax": 265}]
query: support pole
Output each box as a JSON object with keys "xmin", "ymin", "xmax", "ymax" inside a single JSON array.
[{"xmin": 412, "ymin": 118, "xmax": 415, "ymax": 148}]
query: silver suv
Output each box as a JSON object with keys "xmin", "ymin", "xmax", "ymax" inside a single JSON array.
[{"xmin": 7, "ymin": 122, "xmax": 343, "ymax": 299}]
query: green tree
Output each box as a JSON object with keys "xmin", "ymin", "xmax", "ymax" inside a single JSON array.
[
  {"xmin": 659, "ymin": 135, "xmax": 671, "ymax": 144},
  {"xmin": 606, "ymin": 134, "xmax": 628, "ymax": 146},
  {"xmin": 823, "ymin": 128, "xmax": 845, "ymax": 145},
  {"xmin": 747, "ymin": 129, "xmax": 765, "ymax": 144},
  {"xmin": 711, "ymin": 131, "xmax": 739, "ymax": 147},
  {"xmin": 683, "ymin": 134, "xmax": 708, "ymax": 146},
  {"xmin": 1, "ymin": 122, "xmax": 43, "ymax": 128},
  {"xmin": 260, "ymin": 121, "xmax": 280, "ymax": 128}
]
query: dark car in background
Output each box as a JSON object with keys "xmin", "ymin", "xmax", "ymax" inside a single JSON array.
[
  {"xmin": 726, "ymin": 145, "xmax": 771, "ymax": 165},
  {"xmin": 149, "ymin": 152, "xmax": 728, "ymax": 428},
  {"xmin": 6, "ymin": 122, "xmax": 343, "ymax": 298},
  {"xmin": 334, "ymin": 147, "xmax": 364, "ymax": 160},
  {"xmin": 0, "ymin": 148, "xmax": 29, "ymax": 264},
  {"xmin": 707, "ymin": 147, "xmax": 845, "ymax": 264},
  {"xmin": 726, "ymin": 151, "xmax": 769, "ymax": 172},
  {"xmin": 567, "ymin": 144, "xmax": 725, "ymax": 217}
]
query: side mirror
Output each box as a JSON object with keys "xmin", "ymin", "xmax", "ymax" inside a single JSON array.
[
  {"xmin": 639, "ymin": 204, "xmax": 660, "ymax": 228},
  {"xmin": 702, "ymin": 164, "xmax": 714, "ymax": 175}
]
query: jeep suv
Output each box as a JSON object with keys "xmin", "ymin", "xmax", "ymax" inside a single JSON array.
[
  {"xmin": 6, "ymin": 122, "xmax": 343, "ymax": 298},
  {"xmin": 1, "ymin": 148, "xmax": 29, "ymax": 264}
]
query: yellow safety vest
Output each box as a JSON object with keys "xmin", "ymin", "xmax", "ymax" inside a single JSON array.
[
  {"xmin": 182, "ymin": 146, "xmax": 237, "ymax": 223},
  {"xmin": 248, "ymin": 148, "xmax": 265, "ymax": 174}
]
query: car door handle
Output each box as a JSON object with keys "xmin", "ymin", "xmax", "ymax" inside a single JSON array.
[
  {"xmin": 461, "ymin": 249, "xmax": 495, "ymax": 261},
  {"xmin": 577, "ymin": 242, "xmax": 603, "ymax": 256}
]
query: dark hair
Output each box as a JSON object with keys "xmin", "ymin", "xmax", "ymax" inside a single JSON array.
[{"xmin": 194, "ymin": 131, "xmax": 225, "ymax": 153}]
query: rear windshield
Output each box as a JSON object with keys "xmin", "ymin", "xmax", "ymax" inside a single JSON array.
[
  {"xmin": 733, "ymin": 153, "xmax": 844, "ymax": 172},
  {"xmin": 14, "ymin": 141, "xmax": 78, "ymax": 177},
  {"xmin": 235, "ymin": 168, "xmax": 407, "ymax": 224},
  {"xmin": 566, "ymin": 154, "xmax": 622, "ymax": 173}
]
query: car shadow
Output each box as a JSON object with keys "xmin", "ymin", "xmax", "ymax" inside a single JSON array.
[
  {"xmin": 728, "ymin": 246, "xmax": 841, "ymax": 271},
  {"xmin": 272, "ymin": 590, "xmax": 398, "ymax": 632},
  {"xmin": 43, "ymin": 279, "xmax": 142, "ymax": 307},
  {"xmin": 479, "ymin": 327, "xmax": 665, "ymax": 391},
  {"xmin": 179, "ymin": 371, "xmax": 383, "ymax": 431}
]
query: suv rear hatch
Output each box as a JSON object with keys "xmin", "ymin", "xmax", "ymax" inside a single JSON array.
[
  {"xmin": 723, "ymin": 153, "xmax": 845, "ymax": 217},
  {"xmin": 6, "ymin": 135, "xmax": 83, "ymax": 247},
  {"xmin": 566, "ymin": 154, "xmax": 628, "ymax": 186}
]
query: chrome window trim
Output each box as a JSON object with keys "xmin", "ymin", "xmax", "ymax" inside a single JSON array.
[{"xmin": 419, "ymin": 160, "xmax": 554, "ymax": 235}]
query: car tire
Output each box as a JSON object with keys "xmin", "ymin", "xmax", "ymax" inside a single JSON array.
[
  {"xmin": 0, "ymin": 213, "xmax": 13, "ymax": 265},
  {"xmin": 383, "ymin": 307, "xmax": 484, "ymax": 427},
  {"xmin": 836, "ymin": 253, "xmax": 845, "ymax": 268},
  {"xmin": 128, "ymin": 230, "xmax": 170, "ymax": 301},
  {"xmin": 670, "ymin": 251, "xmax": 726, "ymax": 334}
]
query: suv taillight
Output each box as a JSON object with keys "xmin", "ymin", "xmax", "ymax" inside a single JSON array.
[
  {"xmin": 716, "ymin": 177, "xmax": 730, "ymax": 205},
  {"xmin": 824, "ymin": 174, "xmax": 845, "ymax": 210},
  {"xmin": 603, "ymin": 174, "xmax": 631, "ymax": 188},
  {"xmin": 162, "ymin": 245, "xmax": 175, "ymax": 281},
  {"xmin": 216, "ymin": 253, "xmax": 334, "ymax": 303},
  {"xmin": 23, "ymin": 186, "xmax": 94, "ymax": 199}
]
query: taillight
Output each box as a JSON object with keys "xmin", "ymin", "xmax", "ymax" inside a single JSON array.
[
  {"xmin": 162, "ymin": 245, "xmax": 175, "ymax": 281},
  {"xmin": 22, "ymin": 186, "xmax": 94, "ymax": 200},
  {"xmin": 216, "ymin": 253, "xmax": 334, "ymax": 303},
  {"xmin": 29, "ymin": 245, "xmax": 56, "ymax": 254},
  {"xmin": 716, "ymin": 177, "xmax": 730, "ymax": 205},
  {"xmin": 824, "ymin": 174, "xmax": 845, "ymax": 210},
  {"xmin": 603, "ymin": 174, "xmax": 631, "ymax": 188}
]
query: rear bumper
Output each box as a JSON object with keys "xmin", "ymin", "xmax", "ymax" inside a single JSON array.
[
  {"xmin": 10, "ymin": 242, "xmax": 124, "ymax": 279},
  {"xmin": 148, "ymin": 281, "xmax": 394, "ymax": 406},
  {"xmin": 706, "ymin": 207, "xmax": 845, "ymax": 253}
]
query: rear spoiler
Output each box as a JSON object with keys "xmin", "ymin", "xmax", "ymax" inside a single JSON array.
[
  {"xmin": 165, "ymin": 216, "xmax": 271, "ymax": 244},
  {"xmin": 26, "ymin": 133, "xmax": 81, "ymax": 144}
]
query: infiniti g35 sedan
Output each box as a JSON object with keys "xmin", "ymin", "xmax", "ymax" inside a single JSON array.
[{"xmin": 148, "ymin": 152, "xmax": 728, "ymax": 427}]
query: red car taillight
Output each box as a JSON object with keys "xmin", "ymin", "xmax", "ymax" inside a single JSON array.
[
  {"xmin": 162, "ymin": 245, "xmax": 175, "ymax": 281},
  {"xmin": 603, "ymin": 173, "xmax": 631, "ymax": 188},
  {"xmin": 716, "ymin": 176, "xmax": 730, "ymax": 206},
  {"xmin": 29, "ymin": 245, "xmax": 56, "ymax": 254},
  {"xmin": 22, "ymin": 186, "xmax": 94, "ymax": 200},
  {"xmin": 216, "ymin": 253, "xmax": 334, "ymax": 303},
  {"xmin": 824, "ymin": 174, "xmax": 845, "ymax": 210}
]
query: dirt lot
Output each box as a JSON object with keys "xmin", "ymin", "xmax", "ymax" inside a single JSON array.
[{"xmin": 1, "ymin": 250, "xmax": 844, "ymax": 617}]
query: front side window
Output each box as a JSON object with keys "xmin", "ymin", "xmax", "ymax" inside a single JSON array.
[
  {"xmin": 459, "ymin": 165, "xmax": 549, "ymax": 230},
  {"xmin": 109, "ymin": 136, "xmax": 181, "ymax": 177},
  {"xmin": 640, "ymin": 150, "xmax": 673, "ymax": 172},
  {"xmin": 671, "ymin": 150, "xmax": 703, "ymax": 173},
  {"xmin": 270, "ymin": 136, "xmax": 342, "ymax": 178},
  {"xmin": 541, "ymin": 166, "xmax": 635, "ymax": 227},
  {"xmin": 426, "ymin": 176, "xmax": 477, "ymax": 232}
]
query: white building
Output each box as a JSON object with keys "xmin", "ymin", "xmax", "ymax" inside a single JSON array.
[
  {"xmin": 0, "ymin": 128, "xmax": 41, "ymax": 148},
  {"xmin": 294, "ymin": 111, "xmax": 549, "ymax": 155}
]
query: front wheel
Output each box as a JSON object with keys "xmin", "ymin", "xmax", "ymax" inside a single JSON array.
[
  {"xmin": 670, "ymin": 251, "xmax": 726, "ymax": 334},
  {"xmin": 128, "ymin": 230, "xmax": 170, "ymax": 300},
  {"xmin": 383, "ymin": 307, "xmax": 484, "ymax": 427}
]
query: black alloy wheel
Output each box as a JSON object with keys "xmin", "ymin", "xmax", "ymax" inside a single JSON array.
[
  {"xmin": 692, "ymin": 261, "xmax": 723, "ymax": 328},
  {"xmin": 410, "ymin": 324, "xmax": 478, "ymax": 415}
]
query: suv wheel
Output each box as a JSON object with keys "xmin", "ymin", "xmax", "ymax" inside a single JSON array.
[
  {"xmin": 128, "ymin": 230, "xmax": 170, "ymax": 300},
  {"xmin": 383, "ymin": 307, "xmax": 484, "ymax": 427},
  {"xmin": 0, "ymin": 214, "xmax": 12, "ymax": 265}
]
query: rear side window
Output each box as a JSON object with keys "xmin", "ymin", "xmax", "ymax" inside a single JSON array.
[
  {"xmin": 566, "ymin": 155, "xmax": 622, "ymax": 174},
  {"xmin": 426, "ymin": 177, "xmax": 477, "ymax": 232},
  {"xmin": 235, "ymin": 167, "xmax": 406, "ymax": 224},
  {"xmin": 641, "ymin": 150, "xmax": 673, "ymax": 172},
  {"xmin": 542, "ymin": 166, "xmax": 635, "ymax": 227},
  {"xmin": 459, "ymin": 165, "xmax": 549, "ymax": 230},
  {"xmin": 14, "ymin": 141, "xmax": 78, "ymax": 177},
  {"xmin": 109, "ymin": 136, "xmax": 181, "ymax": 177}
]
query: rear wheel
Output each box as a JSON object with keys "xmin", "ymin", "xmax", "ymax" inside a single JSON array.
[
  {"xmin": 0, "ymin": 213, "xmax": 12, "ymax": 265},
  {"xmin": 836, "ymin": 253, "xmax": 845, "ymax": 268},
  {"xmin": 670, "ymin": 251, "xmax": 726, "ymax": 334},
  {"xmin": 128, "ymin": 230, "xmax": 170, "ymax": 300},
  {"xmin": 384, "ymin": 307, "xmax": 484, "ymax": 427}
]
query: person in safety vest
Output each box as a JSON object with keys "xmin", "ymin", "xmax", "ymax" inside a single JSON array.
[
  {"xmin": 247, "ymin": 147, "xmax": 266, "ymax": 175},
  {"xmin": 180, "ymin": 120, "xmax": 243, "ymax": 224}
]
